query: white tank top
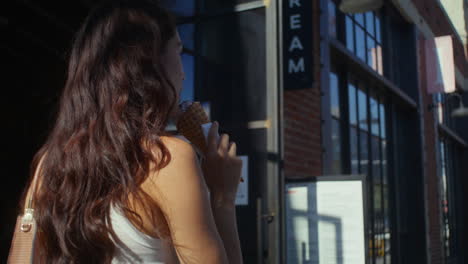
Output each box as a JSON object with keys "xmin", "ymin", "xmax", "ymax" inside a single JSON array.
[{"xmin": 110, "ymin": 205, "xmax": 164, "ymax": 263}]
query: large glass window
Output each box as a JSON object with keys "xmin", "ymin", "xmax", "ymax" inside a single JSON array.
[
  {"xmin": 346, "ymin": 12, "xmax": 383, "ymax": 74},
  {"xmin": 197, "ymin": 8, "xmax": 266, "ymax": 122},
  {"xmin": 166, "ymin": 2, "xmax": 266, "ymax": 262},
  {"xmin": 166, "ymin": 3, "xmax": 265, "ymax": 133},
  {"xmin": 328, "ymin": 0, "xmax": 383, "ymax": 75},
  {"xmin": 330, "ymin": 69, "xmax": 392, "ymax": 263},
  {"xmin": 348, "ymin": 77, "xmax": 390, "ymax": 264}
]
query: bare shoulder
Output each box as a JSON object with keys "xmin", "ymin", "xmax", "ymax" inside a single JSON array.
[
  {"xmin": 143, "ymin": 136, "xmax": 204, "ymax": 194},
  {"xmin": 159, "ymin": 135, "xmax": 197, "ymax": 159}
]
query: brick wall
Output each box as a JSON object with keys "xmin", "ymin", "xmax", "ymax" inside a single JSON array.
[
  {"xmin": 283, "ymin": 0, "xmax": 322, "ymax": 179},
  {"xmin": 418, "ymin": 36, "xmax": 444, "ymax": 264}
]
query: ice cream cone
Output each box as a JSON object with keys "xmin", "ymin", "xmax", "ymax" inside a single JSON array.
[
  {"xmin": 176, "ymin": 101, "xmax": 244, "ymax": 182},
  {"xmin": 176, "ymin": 101, "xmax": 210, "ymax": 154}
]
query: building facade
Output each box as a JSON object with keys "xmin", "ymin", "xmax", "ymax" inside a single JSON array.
[
  {"xmin": 168, "ymin": 1, "xmax": 468, "ymax": 263},
  {"xmin": 285, "ymin": 0, "xmax": 468, "ymax": 264}
]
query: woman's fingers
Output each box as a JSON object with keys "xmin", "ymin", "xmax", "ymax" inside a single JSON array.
[
  {"xmin": 218, "ymin": 134, "xmax": 230, "ymax": 154},
  {"xmin": 206, "ymin": 121, "xmax": 238, "ymax": 157},
  {"xmin": 207, "ymin": 121, "xmax": 219, "ymax": 151},
  {"xmin": 228, "ymin": 141, "xmax": 237, "ymax": 157}
]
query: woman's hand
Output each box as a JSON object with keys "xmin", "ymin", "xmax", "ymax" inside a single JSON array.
[{"xmin": 201, "ymin": 121, "xmax": 243, "ymax": 208}]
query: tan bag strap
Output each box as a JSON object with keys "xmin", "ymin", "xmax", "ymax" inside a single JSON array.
[{"xmin": 20, "ymin": 156, "xmax": 45, "ymax": 232}]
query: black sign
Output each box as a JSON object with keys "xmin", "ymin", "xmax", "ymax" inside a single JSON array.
[{"xmin": 283, "ymin": 0, "xmax": 313, "ymax": 90}]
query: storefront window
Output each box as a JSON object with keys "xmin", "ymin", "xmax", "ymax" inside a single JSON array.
[
  {"xmin": 331, "ymin": 71, "xmax": 392, "ymax": 263},
  {"xmin": 328, "ymin": 2, "xmax": 391, "ymax": 261},
  {"xmin": 167, "ymin": 5, "xmax": 266, "ymax": 130},
  {"xmin": 340, "ymin": 8, "xmax": 383, "ymax": 74},
  {"xmin": 350, "ymin": 83, "xmax": 390, "ymax": 264},
  {"xmin": 355, "ymin": 27, "xmax": 366, "ymax": 61},
  {"xmin": 197, "ymin": 8, "xmax": 266, "ymax": 122},
  {"xmin": 167, "ymin": 2, "xmax": 266, "ymax": 262}
]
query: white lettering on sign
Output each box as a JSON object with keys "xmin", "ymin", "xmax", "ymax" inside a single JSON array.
[
  {"xmin": 289, "ymin": 0, "xmax": 301, "ymax": 8},
  {"xmin": 289, "ymin": 36, "xmax": 304, "ymax": 52},
  {"xmin": 290, "ymin": 14, "xmax": 301, "ymax": 29},
  {"xmin": 285, "ymin": 0, "xmax": 310, "ymax": 85},
  {"xmin": 289, "ymin": 58, "xmax": 305, "ymax": 73}
]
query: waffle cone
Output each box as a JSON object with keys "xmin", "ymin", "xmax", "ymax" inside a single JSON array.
[{"xmin": 176, "ymin": 102, "xmax": 210, "ymax": 154}]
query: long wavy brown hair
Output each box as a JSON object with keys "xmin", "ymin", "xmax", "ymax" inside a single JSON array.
[{"xmin": 22, "ymin": 0, "xmax": 178, "ymax": 262}]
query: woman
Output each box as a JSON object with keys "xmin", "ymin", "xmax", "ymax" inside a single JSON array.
[{"xmin": 21, "ymin": 0, "xmax": 243, "ymax": 263}]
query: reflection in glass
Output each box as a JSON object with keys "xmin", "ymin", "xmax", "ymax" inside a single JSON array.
[
  {"xmin": 383, "ymin": 186, "xmax": 391, "ymax": 262},
  {"xmin": 381, "ymin": 139, "xmax": 387, "ymax": 183},
  {"xmin": 440, "ymin": 141, "xmax": 451, "ymax": 258},
  {"xmin": 166, "ymin": 0, "xmax": 195, "ymax": 16},
  {"xmin": 379, "ymin": 103, "xmax": 386, "ymax": 139},
  {"xmin": 181, "ymin": 54, "xmax": 194, "ymax": 102},
  {"xmin": 356, "ymin": 27, "xmax": 366, "ymax": 62},
  {"xmin": 359, "ymin": 130, "xmax": 368, "ymax": 175},
  {"xmin": 355, "ymin": 13, "xmax": 364, "ymax": 26},
  {"xmin": 375, "ymin": 14, "xmax": 382, "ymax": 43},
  {"xmin": 198, "ymin": 8, "xmax": 266, "ymax": 121},
  {"xmin": 330, "ymin": 71, "xmax": 340, "ymax": 118},
  {"xmin": 366, "ymin": 36, "xmax": 376, "ymax": 70},
  {"xmin": 331, "ymin": 119, "xmax": 342, "ymax": 174},
  {"xmin": 350, "ymin": 126, "xmax": 359, "ymax": 174},
  {"xmin": 376, "ymin": 44, "xmax": 383, "ymax": 75},
  {"xmin": 346, "ymin": 16, "xmax": 354, "ymax": 52},
  {"xmin": 365, "ymin": 12, "xmax": 374, "ymax": 36},
  {"xmin": 178, "ymin": 24, "xmax": 195, "ymax": 50},
  {"xmin": 349, "ymin": 82, "xmax": 357, "ymax": 125},
  {"xmin": 337, "ymin": 6, "xmax": 383, "ymax": 77},
  {"xmin": 328, "ymin": 0, "xmax": 337, "ymax": 38},
  {"xmin": 372, "ymin": 136, "xmax": 382, "ymax": 234},
  {"xmin": 370, "ymin": 96, "xmax": 379, "ymax": 136},
  {"xmin": 358, "ymin": 87, "xmax": 368, "ymax": 131},
  {"xmin": 381, "ymin": 138, "xmax": 390, "ymax": 262}
]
